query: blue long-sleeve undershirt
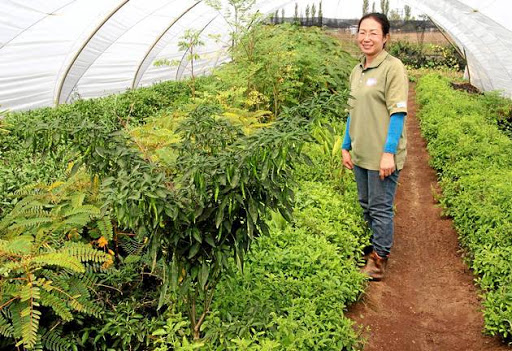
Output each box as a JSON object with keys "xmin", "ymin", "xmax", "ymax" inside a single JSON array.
[{"xmin": 341, "ymin": 112, "xmax": 406, "ymax": 154}]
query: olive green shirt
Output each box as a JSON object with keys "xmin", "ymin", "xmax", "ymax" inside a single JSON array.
[{"xmin": 347, "ymin": 50, "xmax": 408, "ymax": 171}]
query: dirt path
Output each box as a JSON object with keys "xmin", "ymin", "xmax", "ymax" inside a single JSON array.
[{"xmin": 346, "ymin": 85, "xmax": 509, "ymax": 351}]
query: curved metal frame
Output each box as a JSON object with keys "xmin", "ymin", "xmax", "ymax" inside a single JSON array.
[
  {"xmin": 55, "ymin": 0, "xmax": 130, "ymax": 105},
  {"xmin": 131, "ymin": 0, "xmax": 203, "ymax": 89}
]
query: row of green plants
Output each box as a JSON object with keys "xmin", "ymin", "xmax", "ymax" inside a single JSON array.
[
  {"xmin": 388, "ymin": 41, "xmax": 465, "ymax": 71},
  {"xmin": 0, "ymin": 23, "xmax": 368, "ymax": 350},
  {"xmin": 416, "ymin": 73, "xmax": 512, "ymax": 342}
]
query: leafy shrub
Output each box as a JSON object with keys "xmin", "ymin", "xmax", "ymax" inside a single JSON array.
[
  {"xmin": 416, "ymin": 73, "xmax": 512, "ymax": 342},
  {"xmin": 388, "ymin": 41, "xmax": 464, "ymax": 71},
  {"xmin": 0, "ymin": 23, "xmax": 364, "ymax": 350}
]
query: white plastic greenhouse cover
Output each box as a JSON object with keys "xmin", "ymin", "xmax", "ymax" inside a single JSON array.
[
  {"xmin": 404, "ymin": 0, "xmax": 512, "ymax": 98},
  {"xmin": 1, "ymin": 0, "xmax": 511, "ymax": 112}
]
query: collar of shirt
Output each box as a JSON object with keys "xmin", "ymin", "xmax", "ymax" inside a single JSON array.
[{"xmin": 359, "ymin": 50, "xmax": 389, "ymax": 70}]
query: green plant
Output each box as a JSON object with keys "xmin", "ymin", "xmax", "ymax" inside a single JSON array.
[
  {"xmin": 0, "ymin": 236, "xmax": 110, "ymax": 349},
  {"xmin": 1, "ymin": 23, "xmax": 363, "ymax": 349},
  {"xmin": 0, "ymin": 173, "xmax": 114, "ymax": 350},
  {"xmin": 388, "ymin": 41, "xmax": 464, "ymax": 71},
  {"xmin": 416, "ymin": 73, "xmax": 512, "ymax": 342}
]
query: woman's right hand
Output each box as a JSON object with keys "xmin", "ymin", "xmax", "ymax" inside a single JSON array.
[{"xmin": 342, "ymin": 149, "xmax": 354, "ymax": 170}]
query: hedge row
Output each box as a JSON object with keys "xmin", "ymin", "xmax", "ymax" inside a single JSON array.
[{"xmin": 416, "ymin": 73, "xmax": 512, "ymax": 341}]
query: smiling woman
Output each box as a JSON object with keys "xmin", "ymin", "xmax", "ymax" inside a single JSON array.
[
  {"xmin": 342, "ymin": 12, "xmax": 408, "ymax": 281},
  {"xmin": 357, "ymin": 16, "xmax": 389, "ymax": 62}
]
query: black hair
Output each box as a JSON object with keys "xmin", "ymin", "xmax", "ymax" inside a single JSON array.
[{"xmin": 357, "ymin": 12, "xmax": 390, "ymax": 36}]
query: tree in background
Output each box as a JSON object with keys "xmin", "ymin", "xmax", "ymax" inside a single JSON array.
[
  {"xmin": 282, "ymin": 8, "xmax": 285, "ymax": 23},
  {"xmin": 319, "ymin": 1, "xmax": 323, "ymax": 26},
  {"xmin": 305, "ymin": 4, "xmax": 310, "ymax": 25},
  {"xmin": 294, "ymin": 2, "xmax": 299, "ymax": 25},
  {"xmin": 311, "ymin": 3, "xmax": 317, "ymax": 25},
  {"xmin": 380, "ymin": 0, "xmax": 389, "ymax": 16},
  {"xmin": 372, "ymin": 1, "xmax": 376, "ymax": 13},
  {"xmin": 154, "ymin": 29, "xmax": 205, "ymax": 99},
  {"xmin": 404, "ymin": 5, "xmax": 412, "ymax": 21},
  {"xmin": 389, "ymin": 9, "xmax": 401, "ymax": 21},
  {"xmin": 275, "ymin": 9, "xmax": 279, "ymax": 24},
  {"xmin": 363, "ymin": 0, "xmax": 370, "ymax": 16},
  {"xmin": 206, "ymin": 0, "xmax": 256, "ymax": 50}
]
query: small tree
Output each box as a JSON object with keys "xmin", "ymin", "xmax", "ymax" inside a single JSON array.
[
  {"xmin": 206, "ymin": 0, "xmax": 257, "ymax": 50},
  {"xmin": 362, "ymin": 0, "xmax": 370, "ymax": 16},
  {"xmin": 380, "ymin": 0, "xmax": 389, "ymax": 15},
  {"xmin": 305, "ymin": 4, "xmax": 310, "ymax": 26},
  {"xmin": 294, "ymin": 3, "xmax": 299, "ymax": 25},
  {"xmin": 275, "ymin": 9, "xmax": 279, "ymax": 24},
  {"xmin": 404, "ymin": 5, "xmax": 411, "ymax": 21},
  {"xmin": 372, "ymin": 1, "xmax": 376, "ymax": 13},
  {"xmin": 311, "ymin": 3, "xmax": 317, "ymax": 26},
  {"xmin": 281, "ymin": 8, "xmax": 285, "ymax": 23},
  {"xmin": 178, "ymin": 29, "xmax": 205, "ymax": 99},
  {"xmin": 318, "ymin": 1, "xmax": 323, "ymax": 26},
  {"xmin": 389, "ymin": 9, "xmax": 401, "ymax": 21}
]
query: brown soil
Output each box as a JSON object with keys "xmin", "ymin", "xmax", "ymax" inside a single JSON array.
[
  {"xmin": 346, "ymin": 85, "xmax": 509, "ymax": 351},
  {"xmin": 450, "ymin": 82, "xmax": 480, "ymax": 94}
]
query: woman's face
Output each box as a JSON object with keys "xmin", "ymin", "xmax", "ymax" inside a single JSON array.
[{"xmin": 357, "ymin": 17, "xmax": 388, "ymax": 58}]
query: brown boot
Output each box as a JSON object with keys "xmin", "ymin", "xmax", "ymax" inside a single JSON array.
[
  {"xmin": 360, "ymin": 251, "xmax": 388, "ymax": 281},
  {"xmin": 362, "ymin": 245, "xmax": 374, "ymax": 262}
]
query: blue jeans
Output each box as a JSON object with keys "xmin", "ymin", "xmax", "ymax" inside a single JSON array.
[{"xmin": 353, "ymin": 165, "xmax": 400, "ymax": 258}]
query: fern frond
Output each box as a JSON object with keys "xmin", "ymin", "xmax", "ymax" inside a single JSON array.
[
  {"xmin": 0, "ymin": 281, "xmax": 20, "ymax": 299},
  {"xmin": 40, "ymin": 269, "xmax": 70, "ymax": 290},
  {"xmin": 97, "ymin": 216, "xmax": 113, "ymax": 241},
  {"xmin": 69, "ymin": 297, "xmax": 101, "ymax": 317},
  {"xmin": 60, "ymin": 214, "xmax": 95, "ymax": 229},
  {"xmin": 9, "ymin": 302, "xmax": 23, "ymax": 339},
  {"xmin": 8, "ymin": 217, "xmax": 53, "ymax": 231},
  {"xmin": 31, "ymin": 253, "xmax": 85, "ymax": 273},
  {"xmin": 19, "ymin": 304, "xmax": 41, "ymax": 349},
  {"xmin": 79, "ymin": 269, "xmax": 99, "ymax": 288},
  {"xmin": 119, "ymin": 236, "xmax": 146, "ymax": 255},
  {"xmin": 19, "ymin": 284, "xmax": 40, "ymax": 303},
  {"xmin": 0, "ymin": 236, "xmax": 32, "ymax": 256},
  {"xmin": 60, "ymin": 243, "xmax": 109, "ymax": 263},
  {"xmin": 70, "ymin": 192, "xmax": 86, "ymax": 208},
  {"xmin": 39, "ymin": 290, "xmax": 73, "ymax": 321},
  {"xmin": 41, "ymin": 326, "xmax": 75, "ymax": 351},
  {"xmin": 13, "ymin": 183, "xmax": 41, "ymax": 197},
  {"xmin": 0, "ymin": 313, "xmax": 14, "ymax": 337},
  {"xmin": 66, "ymin": 276, "xmax": 90, "ymax": 300},
  {"xmin": 62, "ymin": 205, "xmax": 100, "ymax": 218}
]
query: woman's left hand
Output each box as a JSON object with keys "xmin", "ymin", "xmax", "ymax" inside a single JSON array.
[{"xmin": 379, "ymin": 153, "xmax": 396, "ymax": 180}]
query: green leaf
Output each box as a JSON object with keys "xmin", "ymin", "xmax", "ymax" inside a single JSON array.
[
  {"xmin": 248, "ymin": 198, "xmax": 258, "ymax": 223},
  {"xmin": 199, "ymin": 261, "xmax": 209, "ymax": 291},
  {"xmin": 188, "ymin": 243, "xmax": 200, "ymax": 259}
]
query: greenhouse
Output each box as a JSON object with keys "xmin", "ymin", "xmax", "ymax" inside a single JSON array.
[{"xmin": 1, "ymin": 0, "xmax": 512, "ymax": 350}]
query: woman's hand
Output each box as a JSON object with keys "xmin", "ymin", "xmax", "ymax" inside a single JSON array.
[
  {"xmin": 342, "ymin": 149, "xmax": 354, "ymax": 170},
  {"xmin": 379, "ymin": 152, "xmax": 396, "ymax": 180}
]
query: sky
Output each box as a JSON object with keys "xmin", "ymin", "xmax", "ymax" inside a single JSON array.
[
  {"xmin": 276, "ymin": 0, "xmax": 511, "ymax": 29},
  {"xmin": 278, "ymin": 0, "xmax": 421, "ymax": 20}
]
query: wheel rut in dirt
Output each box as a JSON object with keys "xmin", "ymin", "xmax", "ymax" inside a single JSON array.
[{"xmin": 346, "ymin": 84, "xmax": 509, "ymax": 351}]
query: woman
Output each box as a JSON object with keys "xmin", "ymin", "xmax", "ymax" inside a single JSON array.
[{"xmin": 342, "ymin": 13, "xmax": 408, "ymax": 280}]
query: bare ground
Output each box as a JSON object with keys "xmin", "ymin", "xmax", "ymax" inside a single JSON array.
[{"xmin": 346, "ymin": 85, "xmax": 509, "ymax": 351}]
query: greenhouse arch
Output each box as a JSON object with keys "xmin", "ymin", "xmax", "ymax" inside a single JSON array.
[{"xmin": 0, "ymin": 0, "xmax": 511, "ymax": 112}]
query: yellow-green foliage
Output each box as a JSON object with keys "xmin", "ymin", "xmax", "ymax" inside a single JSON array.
[
  {"xmin": 0, "ymin": 171, "xmax": 111, "ymax": 243},
  {"xmin": 129, "ymin": 107, "xmax": 274, "ymax": 168},
  {"xmin": 0, "ymin": 171, "xmax": 114, "ymax": 349},
  {"xmin": 0, "ymin": 236, "xmax": 110, "ymax": 349}
]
